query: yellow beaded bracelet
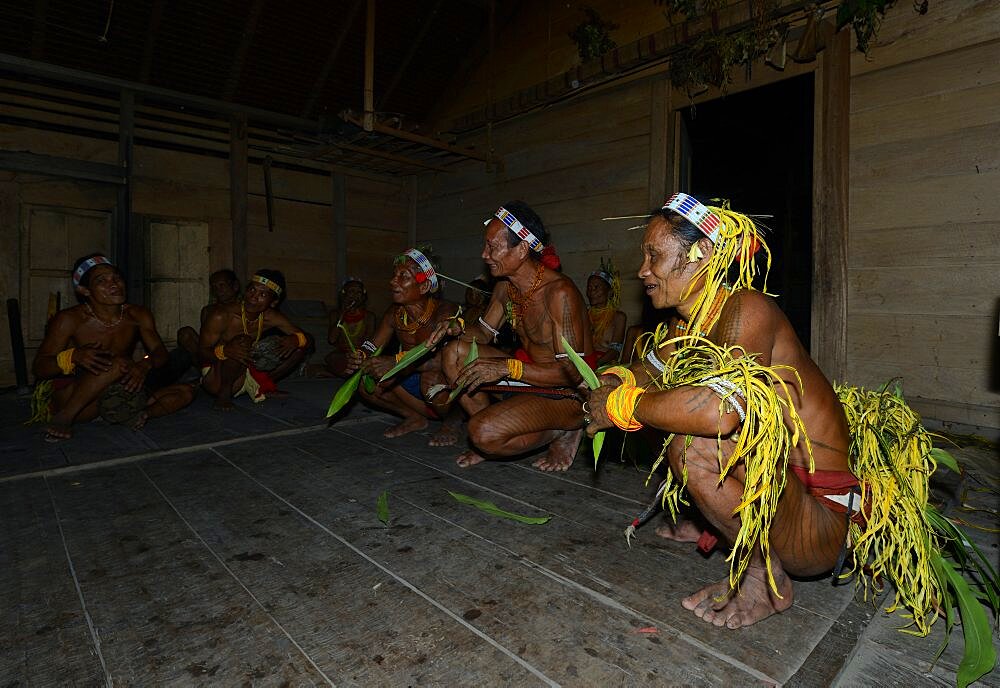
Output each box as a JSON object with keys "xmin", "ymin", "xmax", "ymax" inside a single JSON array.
[
  {"xmin": 602, "ymin": 365, "xmax": 637, "ymax": 387},
  {"xmin": 214, "ymin": 343, "xmax": 227, "ymax": 361},
  {"xmin": 294, "ymin": 331, "xmax": 308, "ymax": 348},
  {"xmin": 395, "ymin": 350, "xmax": 407, "ymax": 363},
  {"xmin": 506, "ymin": 358, "xmax": 523, "ymax": 381},
  {"xmin": 56, "ymin": 348, "xmax": 76, "ymax": 375},
  {"xmin": 606, "ymin": 383, "xmax": 645, "ymax": 431}
]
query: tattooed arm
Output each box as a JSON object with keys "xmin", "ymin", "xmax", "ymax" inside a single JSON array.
[{"xmin": 589, "ymin": 290, "xmax": 780, "ymax": 437}]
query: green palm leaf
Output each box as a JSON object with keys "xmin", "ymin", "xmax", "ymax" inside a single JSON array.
[
  {"xmin": 559, "ymin": 335, "xmax": 605, "ymax": 463},
  {"xmin": 448, "ymin": 491, "xmax": 551, "ymax": 524}
]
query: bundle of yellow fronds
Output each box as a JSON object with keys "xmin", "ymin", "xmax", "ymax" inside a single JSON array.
[
  {"xmin": 683, "ymin": 203, "xmax": 772, "ymax": 337},
  {"xmin": 25, "ymin": 379, "xmax": 53, "ymax": 425},
  {"xmin": 643, "ymin": 334, "xmax": 811, "ymax": 595},
  {"xmin": 837, "ymin": 382, "xmax": 947, "ymax": 635}
]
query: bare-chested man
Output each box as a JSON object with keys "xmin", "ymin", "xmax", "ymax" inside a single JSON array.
[
  {"xmin": 428, "ymin": 202, "xmax": 592, "ymax": 471},
  {"xmin": 325, "ymin": 278, "xmax": 376, "ymax": 378},
  {"xmin": 199, "ymin": 269, "xmax": 312, "ymax": 409},
  {"xmin": 344, "ymin": 248, "xmax": 462, "ymax": 446},
  {"xmin": 585, "ymin": 193, "xmax": 855, "ymax": 628},
  {"xmin": 32, "ymin": 254, "xmax": 196, "ymax": 440},
  {"xmin": 586, "ymin": 262, "xmax": 627, "ymax": 367},
  {"xmin": 176, "ymin": 269, "xmax": 240, "ymax": 361}
]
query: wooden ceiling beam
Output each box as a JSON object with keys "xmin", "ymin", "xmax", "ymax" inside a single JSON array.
[
  {"xmin": 222, "ymin": 0, "xmax": 266, "ymax": 101},
  {"xmin": 341, "ymin": 112, "xmax": 489, "ymax": 162},
  {"xmin": 302, "ymin": 0, "xmax": 365, "ymax": 119},
  {"xmin": 311, "ymin": 139, "xmax": 451, "ymax": 173},
  {"xmin": 31, "ymin": 0, "xmax": 48, "ymax": 60},
  {"xmin": 377, "ymin": 0, "xmax": 444, "ymax": 111},
  {"xmin": 139, "ymin": 0, "xmax": 167, "ymax": 82}
]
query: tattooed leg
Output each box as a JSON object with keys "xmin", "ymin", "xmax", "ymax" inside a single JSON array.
[{"xmin": 464, "ymin": 395, "xmax": 582, "ymax": 468}]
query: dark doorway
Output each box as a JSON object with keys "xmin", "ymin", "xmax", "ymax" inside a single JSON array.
[{"xmin": 679, "ymin": 75, "xmax": 814, "ymax": 350}]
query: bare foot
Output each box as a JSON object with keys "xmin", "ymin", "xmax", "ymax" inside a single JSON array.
[
  {"xmin": 44, "ymin": 420, "xmax": 73, "ymax": 442},
  {"xmin": 384, "ymin": 416, "xmax": 428, "ymax": 438},
  {"xmin": 428, "ymin": 420, "xmax": 460, "ymax": 447},
  {"xmin": 456, "ymin": 450, "xmax": 485, "ymax": 468},
  {"xmin": 682, "ymin": 566, "xmax": 793, "ymax": 629},
  {"xmin": 655, "ymin": 519, "xmax": 703, "ymax": 543},
  {"xmin": 532, "ymin": 429, "xmax": 582, "ymax": 472},
  {"xmin": 214, "ymin": 398, "xmax": 234, "ymax": 412}
]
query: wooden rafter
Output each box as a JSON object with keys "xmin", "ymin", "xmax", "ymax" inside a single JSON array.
[
  {"xmin": 139, "ymin": 0, "xmax": 166, "ymax": 83},
  {"xmin": 341, "ymin": 112, "xmax": 490, "ymax": 162},
  {"xmin": 377, "ymin": 0, "xmax": 445, "ymax": 111},
  {"xmin": 222, "ymin": 0, "xmax": 266, "ymax": 101},
  {"xmin": 307, "ymin": 140, "xmax": 451, "ymax": 173},
  {"xmin": 302, "ymin": 0, "xmax": 364, "ymax": 119}
]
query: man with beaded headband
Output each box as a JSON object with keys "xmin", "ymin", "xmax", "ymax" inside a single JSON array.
[
  {"xmin": 586, "ymin": 258, "xmax": 627, "ymax": 367},
  {"xmin": 344, "ymin": 247, "xmax": 463, "ymax": 445},
  {"xmin": 585, "ymin": 193, "xmax": 858, "ymax": 628},
  {"xmin": 199, "ymin": 268, "xmax": 313, "ymax": 410},
  {"xmin": 427, "ymin": 201, "xmax": 593, "ymax": 471},
  {"xmin": 32, "ymin": 253, "xmax": 196, "ymax": 440}
]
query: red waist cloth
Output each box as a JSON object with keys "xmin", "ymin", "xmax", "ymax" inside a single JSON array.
[
  {"xmin": 247, "ymin": 366, "xmax": 277, "ymax": 395},
  {"xmin": 514, "ymin": 348, "xmax": 599, "ymax": 369},
  {"xmin": 790, "ymin": 464, "xmax": 866, "ymax": 524}
]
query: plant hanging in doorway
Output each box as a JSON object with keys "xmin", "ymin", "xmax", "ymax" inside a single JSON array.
[{"xmin": 568, "ymin": 7, "xmax": 619, "ymax": 62}]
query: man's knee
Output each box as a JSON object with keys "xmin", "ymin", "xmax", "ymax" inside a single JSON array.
[
  {"xmin": 441, "ymin": 340, "xmax": 465, "ymax": 378},
  {"xmin": 468, "ymin": 413, "xmax": 506, "ymax": 454}
]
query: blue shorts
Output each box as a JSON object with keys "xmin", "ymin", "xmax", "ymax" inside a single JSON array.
[{"xmin": 400, "ymin": 373, "xmax": 422, "ymax": 399}]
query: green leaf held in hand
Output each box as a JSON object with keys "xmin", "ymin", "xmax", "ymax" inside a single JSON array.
[
  {"xmin": 559, "ymin": 335, "xmax": 605, "ymax": 464},
  {"xmin": 448, "ymin": 491, "xmax": 551, "ymax": 524},
  {"xmin": 379, "ymin": 342, "xmax": 431, "ymax": 382},
  {"xmin": 448, "ymin": 337, "xmax": 479, "ymax": 402},
  {"xmin": 326, "ymin": 370, "xmax": 363, "ymax": 418},
  {"xmin": 376, "ymin": 490, "xmax": 390, "ymax": 525}
]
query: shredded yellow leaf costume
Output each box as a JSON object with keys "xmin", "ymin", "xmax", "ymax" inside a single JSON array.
[{"xmin": 622, "ymin": 195, "xmax": 996, "ymax": 686}]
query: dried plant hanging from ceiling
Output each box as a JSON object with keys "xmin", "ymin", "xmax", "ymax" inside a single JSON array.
[
  {"xmin": 653, "ymin": 0, "xmax": 931, "ymax": 98},
  {"xmin": 569, "ymin": 6, "xmax": 620, "ymax": 62}
]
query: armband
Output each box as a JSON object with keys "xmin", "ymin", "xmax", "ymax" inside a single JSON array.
[
  {"xmin": 608, "ymin": 341, "xmax": 623, "ymax": 352},
  {"xmin": 505, "ymin": 358, "xmax": 524, "ymax": 381},
  {"xmin": 56, "ymin": 348, "xmax": 76, "ymax": 375},
  {"xmin": 704, "ymin": 376, "xmax": 747, "ymax": 421},
  {"xmin": 606, "ymin": 383, "xmax": 645, "ymax": 431},
  {"xmin": 294, "ymin": 331, "xmax": 308, "ymax": 348},
  {"xmin": 214, "ymin": 343, "xmax": 227, "ymax": 361},
  {"xmin": 478, "ymin": 317, "xmax": 500, "ymax": 341},
  {"xmin": 360, "ymin": 340, "xmax": 378, "ymax": 356},
  {"xmin": 645, "ymin": 348, "xmax": 665, "ymax": 373}
]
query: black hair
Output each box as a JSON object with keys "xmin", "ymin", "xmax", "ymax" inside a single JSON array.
[
  {"xmin": 500, "ymin": 201, "xmax": 549, "ymax": 250},
  {"xmin": 253, "ymin": 268, "xmax": 287, "ymax": 304},
  {"xmin": 210, "ymin": 268, "xmax": 239, "ymax": 285},
  {"xmin": 647, "ymin": 207, "xmax": 705, "ymax": 248}
]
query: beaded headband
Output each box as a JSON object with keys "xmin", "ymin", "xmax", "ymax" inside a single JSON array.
[
  {"xmin": 251, "ymin": 274, "xmax": 283, "ymax": 297},
  {"xmin": 404, "ymin": 248, "xmax": 439, "ymax": 291},
  {"xmin": 487, "ymin": 206, "xmax": 544, "ymax": 253},
  {"xmin": 663, "ymin": 192, "xmax": 721, "ymax": 243},
  {"xmin": 72, "ymin": 255, "xmax": 113, "ymax": 288},
  {"xmin": 590, "ymin": 270, "xmax": 613, "ymax": 286}
]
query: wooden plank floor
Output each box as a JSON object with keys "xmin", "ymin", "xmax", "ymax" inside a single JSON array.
[{"xmin": 1, "ymin": 379, "xmax": 996, "ymax": 686}]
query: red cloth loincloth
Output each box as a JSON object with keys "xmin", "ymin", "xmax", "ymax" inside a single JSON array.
[{"xmin": 790, "ymin": 464, "xmax": 867, "ymax": 524}]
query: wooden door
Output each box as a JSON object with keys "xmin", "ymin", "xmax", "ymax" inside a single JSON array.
[
  {"xmin": 20, "ymin": 205, "xmax": 113, "ymax": 346},
  {"xmin": 144, "ymin": 219, "xmax": 209, "ymax": 345}
]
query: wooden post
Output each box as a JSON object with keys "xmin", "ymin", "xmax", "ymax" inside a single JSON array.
[
  {"xmin": 811, "ymin": 27, "xmax": 850, "ymax": 381},
  {"xmin": 230, "ymin": 113, "xmax": 248, "ymax": 283},
  {"xmin": 407, "ymin": 176, "xmax": 417, "ymax": 248},
  {"xmin": 363, "ymin": 0, "xmax": 375, "ymax": 131},
  {"xmin": 116, "ymin": 90, "xmax": 137, "ymax": 299},
  {"xmin": 332, "ymin": 172, "xmax": 347, "ymax": 288},
  {"xmin": 648, "ymin": 78, "xmax": 673, "ymax": 209}
]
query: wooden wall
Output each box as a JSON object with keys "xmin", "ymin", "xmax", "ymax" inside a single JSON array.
[
  {"xmin": 423, "ymin": 0, "xmax": 1000, "ymax": 436},
  {"xmin": 417, "ymin": 77, "xmax": 655, "ymax": 323},
  {"xmin": 0, "ymin": 91, "xmax": 408, "ymax": 387},
  {"xmin": 847, "ymin": 0, "xmax": 1000, "ymax": 434}
]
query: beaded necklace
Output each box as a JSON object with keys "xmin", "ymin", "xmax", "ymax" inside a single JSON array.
[
  {"xmin": 85, "ymin": 303, "xmax": 126, "ymax": 329},
  {"xmin": 675, "ymin": 286, "xmax": 731, "ymax": 338},
  {"xmin": 506, "ymin": 261, "xmax": 546, "ymax": 329},
  {"xmin": 241, "ymin": 301, "xmax": 264, "ymax": 343},
  {"xmin": 588, "ymin": 304, "xmax": 616, "ymax": 344},
  {"xmin": 394, "ymin": 298, "xmax": 437, "ymax": 334}
]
